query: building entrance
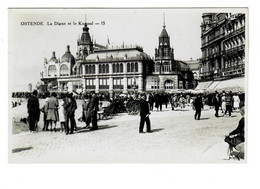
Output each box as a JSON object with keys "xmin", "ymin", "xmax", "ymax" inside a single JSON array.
[{"xmin": 164, "ymin": 80, "xmax": 174, "ymax": 89}]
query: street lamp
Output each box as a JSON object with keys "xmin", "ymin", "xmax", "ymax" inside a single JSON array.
[{"xmin": 133, "ymin": 68, "xmax": 136, "ymax": 92}]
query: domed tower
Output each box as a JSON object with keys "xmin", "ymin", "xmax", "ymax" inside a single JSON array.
[
  {"xmin": 77, "ymin": 22, "xmax": 94, "ymax": 58},
  {"xmin": 61, "ymin": 45, "xmax": 75, "ymax": 75}
]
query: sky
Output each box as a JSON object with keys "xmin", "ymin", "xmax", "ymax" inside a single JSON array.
[{"xmin": 8, "ymin": 8, "xmax": 246, "ymax": 92}]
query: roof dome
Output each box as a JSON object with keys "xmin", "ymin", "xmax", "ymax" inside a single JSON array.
[
  {"xmin": 61, "ymin": 45, "xmax": 75, "ymax": 64},
  {"xmin": 49, "ymin": 51, "xmax": 59, "ymax": 63}
]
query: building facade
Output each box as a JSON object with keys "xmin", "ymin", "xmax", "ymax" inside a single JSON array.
[
  {"xmin": 146, "ymin": 22, "xmax": 194, "ymax": 91},
  {"xmin": 200, "ymin": 13, "xmax": 245, "ymax": 81},
  {"xmin": 41, "ymin": 21, "xmax": 195, "ymax": 94}
]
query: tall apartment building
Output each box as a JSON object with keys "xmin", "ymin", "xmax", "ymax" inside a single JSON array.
[{"xmin": 200, "ymin": 13, "xmax": 245, "ymax": 81}]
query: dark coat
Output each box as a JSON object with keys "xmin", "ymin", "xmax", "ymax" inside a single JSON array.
[
  {"xmin": 229, "ymin": 117, "xmax": 245, "ymax": 139},
  {"xmin": 212, "ymin": 95, "xmax": 221, "ymax": 107},
  {"xmin": 27, "ymin": 95, "xmax": 40, "ymax": 114},
  {"xmin": 139, "ymin": 98, "xmax": 150, "ymax": 117},
  {"xmin": 88, "ymin": 94, "xmax": 99, "ymax": 116},
  {"xmin": 194, "ymin": 96, "xmax": 203, "ymax": 109},
  {"xmin": 65, "ymin": 97, "xmax": 77, "ymax": 116}
]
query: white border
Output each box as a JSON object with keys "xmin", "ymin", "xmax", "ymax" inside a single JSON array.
[{"xmin": 2, "ymin": 1, "xmax": 260, "ymax": 189}]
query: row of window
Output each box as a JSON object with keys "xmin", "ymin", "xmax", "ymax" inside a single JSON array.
[
  {"xmin": 155, "ymin": 62, "xmax": 171, "ymax": 72},
  {"xmin": 84, "ymin": 78, "xmax": 139, "ymax": 89},
  {"xmin": 48, "ymin": 63, "xmax": 140, "ymax": 76},
  {"xmin": 48, "ymin": 64, "xmax": 69, "ymax": 76}
]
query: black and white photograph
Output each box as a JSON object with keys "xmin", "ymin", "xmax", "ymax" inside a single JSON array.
[{"xmin": 8, "ymin": 7, "xmax": 248, "ymax": 163}]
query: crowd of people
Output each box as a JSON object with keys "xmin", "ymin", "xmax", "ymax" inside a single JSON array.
[
  {"xmin": 25, "ymin": 89, "xmax": 245, "ymax": 160},
  {"xmin": 27, "ymin": 90, "xmax": 99, "ymax": 134}
]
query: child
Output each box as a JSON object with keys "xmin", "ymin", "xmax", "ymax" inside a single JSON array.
[
  {"xmin": 41, "ymin": 97, "xmax": 49, "ymax": 131},
  {"xmin": 59, "ymin": 99, "xmax": 66, "ymax": 132}
]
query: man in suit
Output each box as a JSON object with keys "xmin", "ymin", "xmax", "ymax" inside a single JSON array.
[
  {"xmin": 88, "ymin": 91, "xmax": 99, "ymax": 131},
  {"xmin": 212, "ymin": 91, "xmax": 221, "ymax": 117},
  {"xmin": 194, "ymin": 94, "xmax": 203, "ymax": 120},
  {"xmin": 27, "ymin": 90, "xmax": 40, "ymax": 132},
  {"xmin": 139, "ymin": 93, "xmax": 151, "ymax": 133},
  {"xmin": 64, "ymin": 93, "xmax": 77, "ymax": 134}
]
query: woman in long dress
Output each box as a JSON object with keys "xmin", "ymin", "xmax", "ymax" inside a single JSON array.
[
  {"xmin": 221, "ymin": 94, "xmax": 226, "ymax": 115},
  {"xmin": 59, "ymin": 100, "xmax": 65, "ymax": 132},
  {"xmin": 233, "ymin": 93, "xmax": 240, "ymax": 111}
]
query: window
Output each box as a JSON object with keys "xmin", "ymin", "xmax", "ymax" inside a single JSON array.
[
  {"xmin": 85, "ymin": 79, "xmax": 96, "ymax": 89},
  {"xmin": 127, "ymin": 77, "xmax": 138, "ymax": 89},
  {"xmin": 135, "ymin": 62, "xmax": 138, "ymax": 72},
  {"xmin": 164, "ymin": 80, "xmax": 174, "ymax": 89},
  {"xmin": 60, "ymin": 64, "xmax": 69, "ymax": 76},
  {"xmin": 99, "ymin": 78, "xmax": 109, "ymax": 89},
  {"xmin": 127, "ymin": 63, "xmax": 130, "ymax": 72},
  {"xmin": 113, "ymin": 78, "xmax": 123, "ymax": 89},
  {"xmin": 48, "ymin": 65, "xmax": 57, "ymax": 76},
  {"xmin": 106, "ymin": 64, "xmax": 109, "ymax": 73},
  {"xmin": 120, "ymin": 63, "xmax": 123, "ymax": 73}
]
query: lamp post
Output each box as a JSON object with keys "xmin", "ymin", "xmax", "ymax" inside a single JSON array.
[{"xmin": 133, "ymin": 68, "xmax": 136, "ymax": 93}]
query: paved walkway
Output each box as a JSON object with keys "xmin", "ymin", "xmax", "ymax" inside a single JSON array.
[{"xmin": 10, "ymin": 102, "xmax": 244, "ymax": 163}]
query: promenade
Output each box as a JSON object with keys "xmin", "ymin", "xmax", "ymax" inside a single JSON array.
[{"xmin": 9, "ymin": 99, "xmax": 244, "ymax": 163}]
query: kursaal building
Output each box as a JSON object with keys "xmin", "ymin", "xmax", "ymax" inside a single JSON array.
[{"xmin": 41, "ymin": 21, "xmax": 195, "ymax": 94}]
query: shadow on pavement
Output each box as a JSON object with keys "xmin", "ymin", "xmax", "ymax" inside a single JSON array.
[
  {"xmin": 12, "ymin": 147, "xmax": 33, "ymax": 153},
  {"xmin": 199, "ymin": 117, "xmax": 210, "ymax": 120},
  {"xmin": 150, "ymin": 128, "xmax": 164, "ymax": 133},
  {"xmin": 76, "ymin": 125, "xmax": 117, "ymax": 133}
]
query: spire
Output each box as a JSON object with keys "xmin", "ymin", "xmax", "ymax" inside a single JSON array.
[
  {"xmin": 163, "ymin": 12, "xmax": 166, "ymax": 29},
  {"xmin": 85, "ymin": 14, "xmax": 87, "ymax": 26}
]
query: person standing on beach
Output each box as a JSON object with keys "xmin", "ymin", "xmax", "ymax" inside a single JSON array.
[
  {"xmin": 27, "ymin": 90, "xmax": 40, "ymax": 132},
  {"xmin": 139, "ymin": 93, "xmax": 151, "ymax": 133}
]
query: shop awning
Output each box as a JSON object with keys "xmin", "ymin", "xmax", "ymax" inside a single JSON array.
[
  {"xmin": 195, "ymin": 77, "xmax": 245, "ymax": 93},
  {"xmin": 195, "ymin": 81, "xmax": 213, "ymax": 90},
  {"xmin": 213, "ymin": 77, "xmax": 245, "ymax": 92}
]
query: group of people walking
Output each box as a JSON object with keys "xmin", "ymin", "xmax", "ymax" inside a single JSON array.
[{"xmin": 27, "ymin": 90, "xmax": 99, "ymax": 134}]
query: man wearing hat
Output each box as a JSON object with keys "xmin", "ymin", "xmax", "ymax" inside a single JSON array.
[
  {"xmin": 212, "ymin": 91, "xmax": 221, "ymax": 117},
  {"xmin": 88, "ymin": 90, "xmax": 99, "ymax": 130},
  {"xmin": 139, "ymin": 93, "xmax": 151, "ymax": 133}
]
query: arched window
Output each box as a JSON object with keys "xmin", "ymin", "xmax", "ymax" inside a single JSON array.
[
  {"xmin": 116, "ymin": 64, "xmax": 119, "ymax": 73},
  {"xmin": 112, "ymin": 64, "xmax": 115, "ymax": 73},
  {"xmin": 135, "ymin": 62, "xmax": 138, "ymax": 72},
  {"xmin": 92, "ymin": 65, "xmax": 95, "ymax": 74},
  {"xmin": 60, "ymin": 64, "xmax": 69, "ymax": 76},
  {"xmin": 131, "ymin": 63, "xmax": 134, "ymax": 72},
  {"xmin": 127, "ymin": 63, "xmax": 130, "ymax": 72},
  {"xmin": 106, "ymin": 64, "xmax": 109, "ymax": 73},
  {"xmin": 102, "ymin": 65, "xmax": 106, "ymax": 73},
  {"xmin": 48, "ymin": 65, "xmax": 57, "ymax": 76},
  {"xmin": 99, "ymin": 65, "xmax": 102, "ymax": 73},
  {"xmin": 120, "ymin": 63, "xmax": 123, "ymax": 73}
]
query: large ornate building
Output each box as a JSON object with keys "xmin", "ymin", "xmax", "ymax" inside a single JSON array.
[
  {"xmin": 200, "ymin": 13, "xmax": 245, "ymax": 81},
  {"xmin": 41, "ymin": 21, "xmax": 195, "ymax": 94}
]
